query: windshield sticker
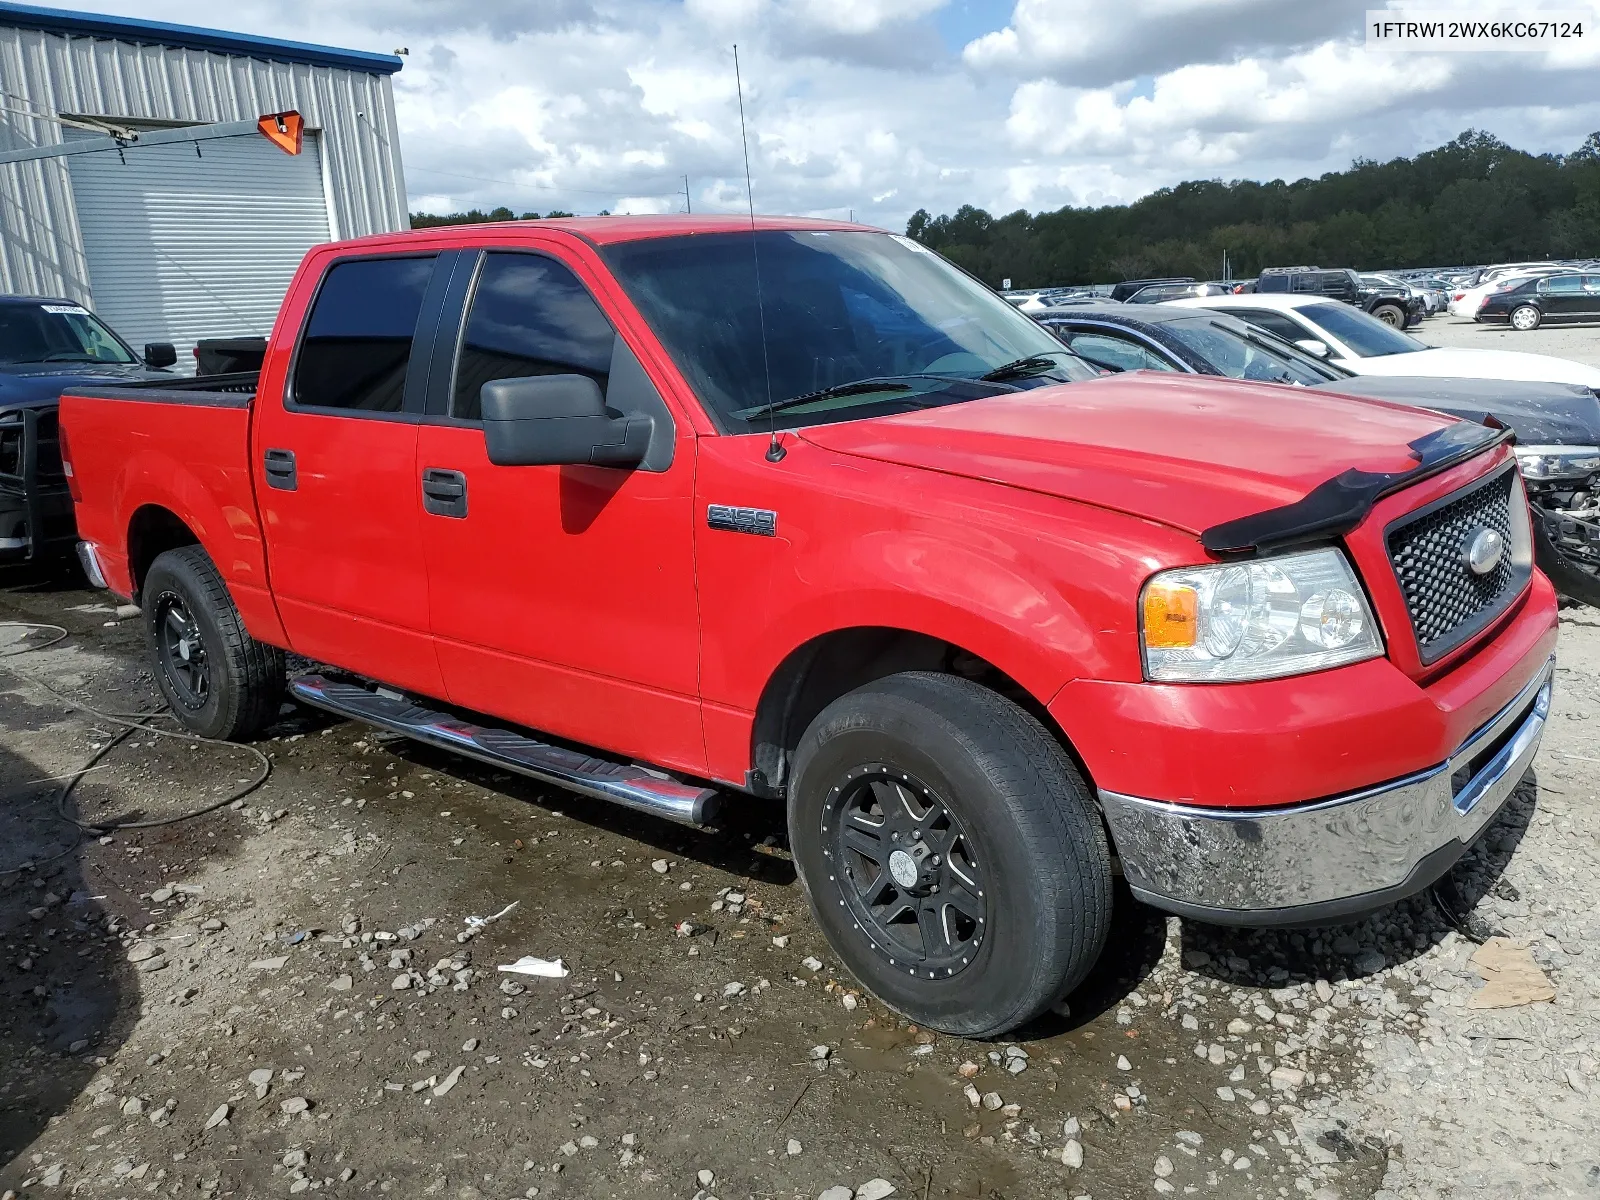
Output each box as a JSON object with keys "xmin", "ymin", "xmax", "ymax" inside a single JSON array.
[
  {"xmin": 41, "ymin": 304, "xmax": 89, "ymax": 315},
  {"xmin": 890, "ymin": 234, "xmax": 933, "ymax": 254}
]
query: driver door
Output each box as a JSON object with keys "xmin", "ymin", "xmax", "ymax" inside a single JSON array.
[{"xmin": 415, "ymin": 248, "xmax": 706, "ymax": 775}]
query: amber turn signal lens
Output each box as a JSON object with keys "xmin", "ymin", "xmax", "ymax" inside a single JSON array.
[{"xmin": 1143, "ymin": 582, "xmax": 1198, "ymax": 649}]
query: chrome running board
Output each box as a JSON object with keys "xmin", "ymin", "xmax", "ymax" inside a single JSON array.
[{"xmin": 289, "ymin": 674, "xmax": 720, "ymax": 827}]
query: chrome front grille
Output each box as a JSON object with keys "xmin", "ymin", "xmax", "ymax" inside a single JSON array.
[{"xmin": 1387, "ymin": 465, "xmax": 1527, "ymax": 663}]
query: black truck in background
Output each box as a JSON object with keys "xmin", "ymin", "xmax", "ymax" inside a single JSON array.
[
  {"xmin": 0, "ymin": 295, "xmax": 173, "ymax": 563},
  {"xmin": 1253, "ymin": 267, "xmax": 1425, "ymax": 328}
]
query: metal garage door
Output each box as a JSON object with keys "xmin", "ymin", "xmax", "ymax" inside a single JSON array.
[{"xmin": 66, "ymin": 128, "xmax": 332, "ymax": 369}]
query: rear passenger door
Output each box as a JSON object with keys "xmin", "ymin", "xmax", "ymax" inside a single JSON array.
[
  {"xmin": 414, "ymin": 248, "xmax": 705, "ymax": 774},
  {"xmin": 1539, "ymin": 274, "xmax": 1586, "ymax": 319},
  {"xmin": 254, "ymin": 252, "xmax": 459, "ymax": 697}
]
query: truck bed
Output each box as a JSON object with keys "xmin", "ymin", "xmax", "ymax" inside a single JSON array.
[
  {"xmin": 59, "ymin": 370, "xmax": 283, "ymax": 641},
  {"xmin": 64, "ymin": 370, "xmax": 259, "ymax": 404}
]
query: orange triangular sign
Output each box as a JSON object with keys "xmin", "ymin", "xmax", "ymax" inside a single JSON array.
[{"xmin": 257, "ymin": 111, "xmax": 304, "ymax": 155}]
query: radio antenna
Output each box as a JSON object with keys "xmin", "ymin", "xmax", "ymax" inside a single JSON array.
[{"xmin": 734, "ymin": 44, "xmax": 783, "ymax": 463}]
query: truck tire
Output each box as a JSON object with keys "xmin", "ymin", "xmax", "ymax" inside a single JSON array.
[
  {"xmin": 1510, "ymin": 304, "xmax": 1542, "ymax": 331},
  {"xmin": 788, "ymin": 672, "xmax": 1112, "ymax": 1038},
  {"xmin": 1371, "ymin": 302, "xmax": 1405, "ymax": 327},
  {"xmin": 142, "ymin": 546, "xmax": 285, "ymax": 740}
]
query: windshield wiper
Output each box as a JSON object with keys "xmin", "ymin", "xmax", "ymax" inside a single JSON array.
[
  {"xmin": 735, "ymin": 378, "xmax": 915, "ymax": 421},
  {"xmin": 980, "ymin": 352, "xmax": 1072, "ymax": 382}
]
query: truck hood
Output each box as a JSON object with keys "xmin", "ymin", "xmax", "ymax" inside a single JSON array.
[
  {"xmin": 797, "ymin": 372, "xmax": 1454, "ymax": 536},
  {"xmin": 1311, "ymin": 375, "xmax": 1600, "ymax": 445},
  {"xmin": 0, "ymin": 361, "xmax": 167, "ymax": 411}
]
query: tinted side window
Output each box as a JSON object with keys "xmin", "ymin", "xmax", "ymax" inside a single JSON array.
[
  {"xmin": 294, "ymin": 256, "xmax": 436, "ymax": 412},
  {"xmin": 453, "ymin": 253, "xmax": 615, "ymax": 420},
  {"xmin": 1546, "ymin": 275, "xmax": 1583, "ymax": 293},
  {"xmin": 1063, "ymin": 331, "xmax": 1176, "ymax": 373},
  {"xmin": 1231, "ymin": 310, "xmax": 1309, "ymax": 343},
  {"xmin": 1257, "ymin": 274, "xmax": 1288, "ymax": 293}
]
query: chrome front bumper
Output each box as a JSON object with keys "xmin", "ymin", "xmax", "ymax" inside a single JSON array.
[{"xmin": 1099, "ymin": 658, "xmax": 1553, "ymax": 926}]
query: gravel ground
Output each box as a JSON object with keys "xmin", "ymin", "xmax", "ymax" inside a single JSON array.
[
  {"xmin": 1420, "ymin": 313, "xmax": 1600, "ymax": 368},
  {"xmin": 0, "ymin": 558, "xmax": 1595, "ymax": 1199}
]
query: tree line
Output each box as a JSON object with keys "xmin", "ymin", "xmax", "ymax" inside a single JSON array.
[
  {"xmin": 410, "ymin": 207, "xmax": 580, "ymax": 227},
  {"xmin": 905, "ymin": 130, "xmax": 1600, "ymax": 287}
]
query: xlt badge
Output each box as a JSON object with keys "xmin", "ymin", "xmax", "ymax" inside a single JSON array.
[{"xmin": 706, "ymin": 505, "xmax": 777, "ymax": 537}]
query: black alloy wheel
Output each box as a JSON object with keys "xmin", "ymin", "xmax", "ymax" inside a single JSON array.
[
  {"xmin": 155, "ymin": 591, "xmax": 210, "ymax": 709},
  {"xmin": 788, "ymin": 672, "xmax": 1113, "ymax": 1037},
  {"xmin": 822, "ymin": 764, "xmax": 987, "ymax": 979},
  {"xmin": 141, "ymin": 545, "xmax": 285, "ymax": 740}
]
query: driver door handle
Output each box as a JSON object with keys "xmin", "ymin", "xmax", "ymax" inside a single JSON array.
[
  {"xmin": 263, "ymin": 448, "xmax": 297, "ymax": 491},
  {"xmin": 422, "ymin": 467, "xmax": 468, "ymax": 518}
]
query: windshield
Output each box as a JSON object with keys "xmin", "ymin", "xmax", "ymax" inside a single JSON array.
[
  {"xmin": 1300, "ymin": 302, "xmax": 1427, "ymax": 358},
  {"xmin": 601, "ymin": 230, "xmax": 1094, "ymax": 432},
  {"xmin": 0, "ymin": 302, "xmax": 137, "ymax": 365},
  {"xmin": 1163, "ymin": 317, "xmax": 1342, "ymax": 385}
]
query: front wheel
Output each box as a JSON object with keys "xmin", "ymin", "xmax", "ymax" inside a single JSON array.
[
  {"xmin": 143, "ymin": 546, "xmax": 285, "ymax": 740},
  {"xmin": 788, "ymin": 672, "xmax": 1112, "ymax": 1038},
  {"xmin": 1371, "ymin": 303, "xmax": 1405, "ymax": 327},
  {"xmin": 1510, "ymin": 304, "xmax": 1542, "ymax": 331}
]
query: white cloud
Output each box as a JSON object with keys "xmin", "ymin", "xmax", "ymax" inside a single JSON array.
[
  {"xmin": 781, "ymin": 0, "xmax": 948, "ymax": 36},
  {"xmin": 964, "ymin": 0, "xmax": 1369, "ymax": 84},
  {"xmin": 45, "ymin": 0, "xmax": 1600, "ymax": 231}
]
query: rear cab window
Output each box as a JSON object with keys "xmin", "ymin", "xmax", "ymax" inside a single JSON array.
[{"xmin": 293, "ymin": 256, "xmax": 437, "ymax": 413}]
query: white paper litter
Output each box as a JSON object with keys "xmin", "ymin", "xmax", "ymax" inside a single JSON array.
[
  {"xmin": 464, "ymin": 901, "xmax": 520, "ymax": 930},
  {"xmin": 497, "ymin": 956, "xmax": 568, "ymax": 978}
]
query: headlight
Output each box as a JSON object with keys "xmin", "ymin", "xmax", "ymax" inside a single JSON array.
[
  {"xmin": 1141, "ymin": 547, "xmax": 1382, "ymax": 682},
  {"xmin": 1513, "ymin": 444, "xmax": 1600, "ymax": 481}
]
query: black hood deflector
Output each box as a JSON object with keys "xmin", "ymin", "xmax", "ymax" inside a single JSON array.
[{"xmin": 1201, "ymin": 420, "xmax": 1513, "ymax": 557}]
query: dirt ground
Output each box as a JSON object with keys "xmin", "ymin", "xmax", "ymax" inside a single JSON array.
[{"xmin": 1, "ymin": 553, "xmax": 1596, "ymax": 1200}]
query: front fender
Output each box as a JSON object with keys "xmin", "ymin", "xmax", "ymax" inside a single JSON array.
[{"xmin": 695, "ymin": 437, "xmax": 1204, "ymax": 783}]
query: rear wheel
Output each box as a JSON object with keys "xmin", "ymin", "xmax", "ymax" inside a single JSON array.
[
  {"xmin": 143, "ymin": 546, "xmax": 284, "ymax": 740},
  {"xmin": 1511, "ymin": 304, "xmax": 1542, "ymax": 331},
  {"xmin": 1371, "ymin": 302, "xmax": 1405, "ymax": 327},
  {"xmin": 788, "ymin": 672, "xmax": 1112, "ymax": 1038}
]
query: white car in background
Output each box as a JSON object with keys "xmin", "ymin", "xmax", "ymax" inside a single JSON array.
[
  {"xmin": 1448, "ymin": 266, "xmax": 1571, "ymax": 317},
  {"xmin": 1163, "ymin": 293, "xmax": 1600, "ymax": 389}
]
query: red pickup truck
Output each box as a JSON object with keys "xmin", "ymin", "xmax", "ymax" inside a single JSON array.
[{"xmin": 60, "ymin": 217, "xmax": 1557, "ymax": 1036}]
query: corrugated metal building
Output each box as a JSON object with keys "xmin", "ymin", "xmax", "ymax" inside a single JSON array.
[{"xmin": 0, "ymin": 1, "xmax": 406, "ymax": 363}]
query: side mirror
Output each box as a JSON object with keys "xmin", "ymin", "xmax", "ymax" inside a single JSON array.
[
  {"xmin": 143, "ymin": 342, "xmax": 177, "ymax": 369},
  {"xmin": 480, "ymin": 374, "xmax": 653, "ymax": 469},
  {"xmin": 1294, "ymin": 338, "xmax": 1330, "ymax": 359}
]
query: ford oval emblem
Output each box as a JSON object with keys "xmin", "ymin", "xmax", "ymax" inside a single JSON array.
[{"xmin": 1464, "ymin": 527, "xmax": 1505, "ymax": 576}]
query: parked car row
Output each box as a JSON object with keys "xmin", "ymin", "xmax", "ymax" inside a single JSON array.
[
  {"xmin": 24, "ymin": 216, "xmax": 1560, "ymax": 1039},
  {"xmin": 1033, "ymin": 301, "xmax": 1600, "ymax": 606}
]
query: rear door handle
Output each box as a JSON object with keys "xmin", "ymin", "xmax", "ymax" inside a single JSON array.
[
  {"xmin": 264, "ymin": 448, "xmax": 297, "ymax": 491},
  {"xmin": 422, "ymin": 467, "xmax": 468, "ymax": 518}
]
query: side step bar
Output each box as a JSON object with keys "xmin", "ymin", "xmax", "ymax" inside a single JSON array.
[{"xmin": 289, "ymin": 674, "xmax": 720, "ymax": 827}]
